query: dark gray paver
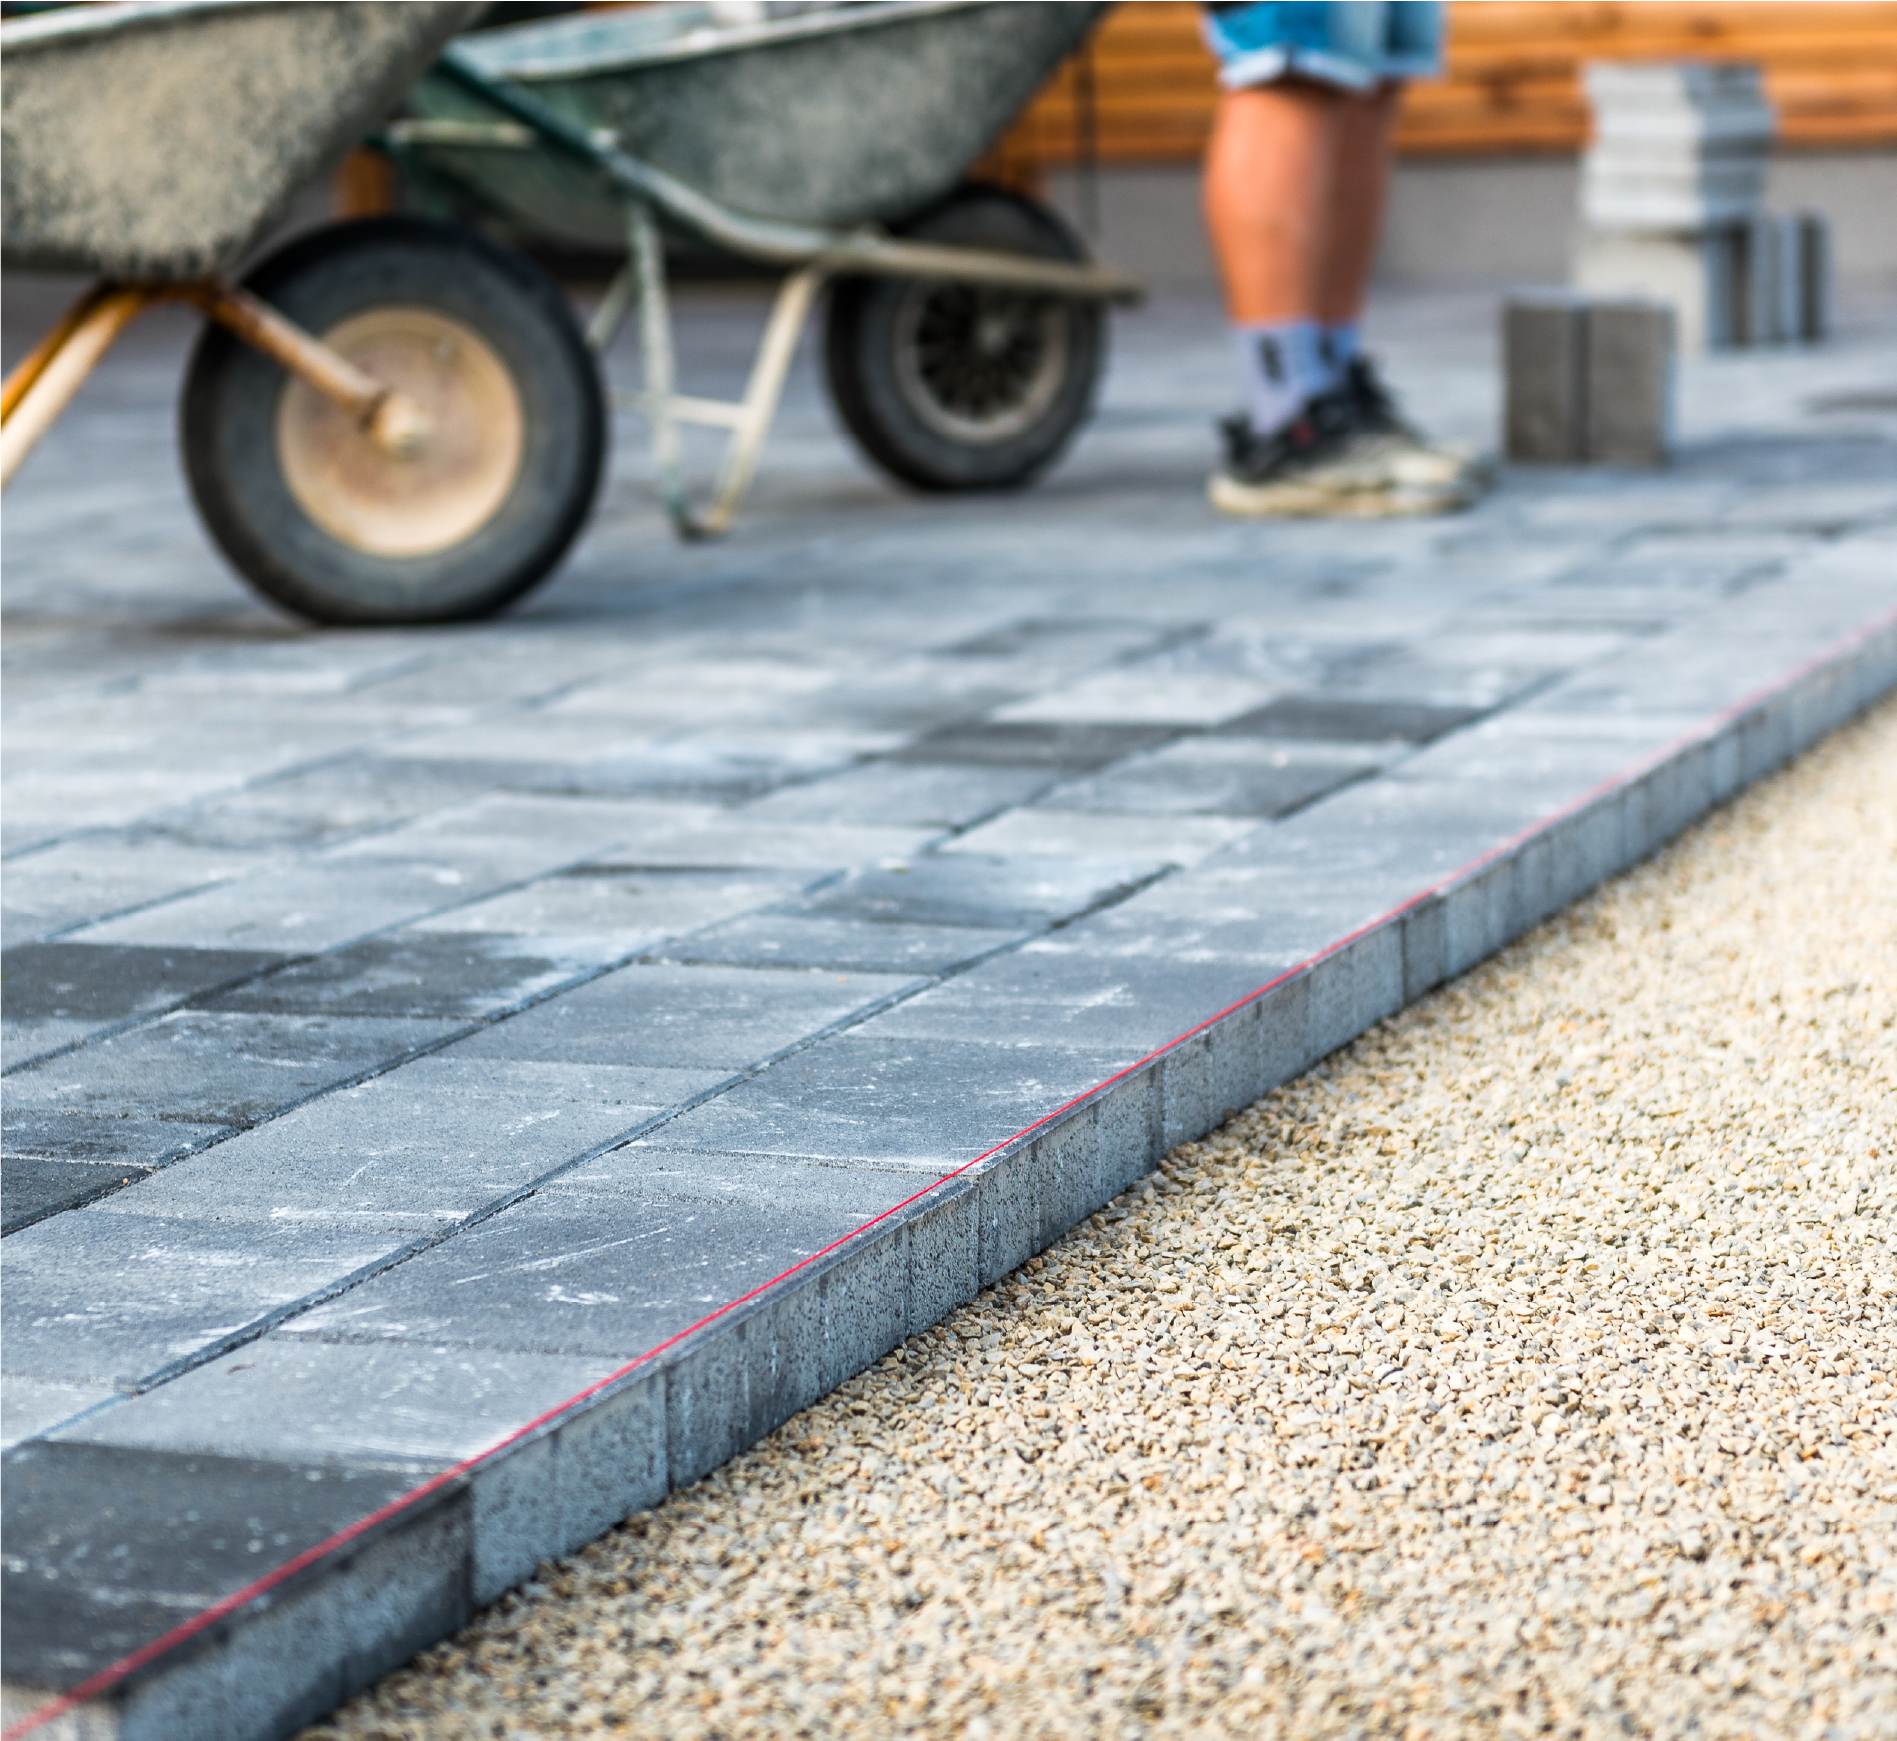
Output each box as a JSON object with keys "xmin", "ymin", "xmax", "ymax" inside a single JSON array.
[
  {"xmin": 2, "ymin": 1012, "xmax": 463, "ymax": 1128},
  {"xmin": 3, "ymin": 273, "xmax": 1894, "ymax": 1737}
]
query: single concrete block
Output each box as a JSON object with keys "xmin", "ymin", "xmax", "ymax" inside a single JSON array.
[
  {"xmin": 1584, "ymin": 299, "xmax": 1674, "ymax": 466},
  {"xmin": 1505, "ymin": 292, "xmax": 1585, "ymax": 462}
]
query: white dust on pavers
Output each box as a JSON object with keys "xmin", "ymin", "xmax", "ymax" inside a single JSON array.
[{"xmin": 303, "ymin": 706, "xmax": 1896, "ymax": 1738}]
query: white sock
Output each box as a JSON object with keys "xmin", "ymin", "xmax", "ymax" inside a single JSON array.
[
  {"xmin": 1233, "ymin": 319, "xmax": 1327, "ymax": 436},
  {"xmin": 1321, "ymin": 322, "xmax": 1362, "ymax": 387}
]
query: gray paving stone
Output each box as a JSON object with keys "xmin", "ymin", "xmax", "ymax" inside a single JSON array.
[
  {"xmin": 46, "ymin": 1336, "xmax": 617, "ymax": 1467},
  {"xmin": 633, "ymin": 1036, "xmax": 1134, "ymax": 1172},
  {"xmin": 137, "ymin": 756, "xmax": 507, "ymax": 852},
  {"xmin": 1036, "ymin": 736, "xmax": 1382, "ymax": 819},
  {"xmin": 1215, "ymin": 693, "xmax": 1491, "ymax": 744},
  {"xmin": 734, "ymin": 761, "xmax": 1053, "ymax": 827},
  {"xmin": 664, "ymin": 913, "xmax": 1025, "ymax": 975},
  {"xmin": 888, "ymin": 720, "xmax": 1184, "ymax": 771},
  {"xmin": 2, "ymin": 1012, "xmax": 461, "ymax": 1129},
  {"xmin": 448, "ymin": 962, "xmax": 916, "ymax": 1070},
  {"xmin": 0, "ymin": 838, "xmax": 271, "ymax": 945},
  {"xmin": 279, "ymin": 1196, "xmax": 870, "ymax": 1362},
  {"xmin": 1, "ymin": 1110, "xmax": 226, "ymax": 1178},
  {"xmin": 197, "ymin": 934, "xmax": 611, "ymax": 1020},
  {"xmin": 0, "ymin": 1376, "xmax": 116, "ymax": 1451},
  {"xmin": 0, "ymin": 1438, "xmax": 462, "ymax": 1712},
  {"xmin": 3, "ymin": 1154, "xmax": 163, "ymax": 1236},
  {"xmin": 856, "ymin": 948, "xmax": 1285, "ymax": 1062},
  {"xmin": 91, "ymin": 1057, "xmax": 709, "ymax": 1233},
  {"xmin": 406, "ymin": 867, "xmax": 805, "ymax": 946},
  {"xmin": 67, "ymin": 858, "xmax": 536, "ymax": 953},
  {"xmin": 3, "ymin": 1211, "xmax": 397, "ymax": 1388},
  {"xmin": 793, "ymin": 854, "xmax": 1159, "ymax": 929},
  {"xmin": 940, "ymin": 808, "xmax": 1250, "ymax": 867}
]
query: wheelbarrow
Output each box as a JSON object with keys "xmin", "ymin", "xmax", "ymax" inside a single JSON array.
[
  {"xmin": 1, "ymin": 0, "xmax": 608, "ymax": 626},
  {"xmin": 381, "ymin": 0, "xmax": 1142, "ymax": 543}
]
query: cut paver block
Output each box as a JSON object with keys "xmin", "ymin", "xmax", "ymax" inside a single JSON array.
[
  {"xmin": 42, "ymin": 1337, "xmax": 657, "ymax": 1605},
  {"xmin": 446, "ymin": 962, "xmax": 917, "ymax": 1070}
]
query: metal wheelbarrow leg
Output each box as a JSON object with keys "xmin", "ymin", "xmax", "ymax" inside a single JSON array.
[{"xmin": 585, "ymin": 201, "xmax": 826, "ymax": 541}]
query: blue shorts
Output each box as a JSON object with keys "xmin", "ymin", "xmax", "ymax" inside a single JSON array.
[{"xmin": 1202, "ymin": 2, "xmax": 1444, "ymax": 92}]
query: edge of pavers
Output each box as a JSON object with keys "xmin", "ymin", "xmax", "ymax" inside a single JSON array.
[{"xmin": 8, "ymin": 609, "xmax": 1895, "ymax": 1741}]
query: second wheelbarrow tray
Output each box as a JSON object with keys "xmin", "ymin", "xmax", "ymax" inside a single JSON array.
[{"xmin": 384, "ymin": 0, "xmax": 1142, "ymax": 541}]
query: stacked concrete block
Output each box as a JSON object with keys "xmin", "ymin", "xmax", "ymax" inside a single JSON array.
[
  {"xmin": 1505, "ymin": 293, "xmax": 1674, "ymax": 467},
  {"xmin": 1573, "ymin": 61, "xmax": 1829, "ymax": 352}
]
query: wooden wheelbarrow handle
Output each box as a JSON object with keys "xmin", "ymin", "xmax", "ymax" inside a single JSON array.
[{"xmin": 0, "ymin": 280, "xmax": 430, "ymax": 489}]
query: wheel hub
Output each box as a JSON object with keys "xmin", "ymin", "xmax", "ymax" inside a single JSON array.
[{"xmin": 276, "ymin": 307, "xmax": 524, "ymax": 558}]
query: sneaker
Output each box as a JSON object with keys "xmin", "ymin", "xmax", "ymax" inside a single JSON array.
[
  {"xmin": 1338, "ymin": 355, "xmax": 1489, "ymax": 492},
  {"xmin": 1207, "ymin": 393, "xmax": 1469, "ymax": 518}
]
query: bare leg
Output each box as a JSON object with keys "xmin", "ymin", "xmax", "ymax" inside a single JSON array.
[
  {"xmin": 1319, "ymin": 82, "xmax": 1400, "ymax": 325},
  {"xmin": 1201, "ymin": 79, "xmax": 1345, "ymax": 324}
]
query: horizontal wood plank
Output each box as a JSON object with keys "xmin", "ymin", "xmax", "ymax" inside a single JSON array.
[{"xmin": 996, "ymin": 0, "xmax": 1897, "ymax": 166}]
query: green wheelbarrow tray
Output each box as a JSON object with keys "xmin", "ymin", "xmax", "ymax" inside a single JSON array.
[{"xmin": 385, "ymin": 1, "xmax": 1141, "ymax": 541}]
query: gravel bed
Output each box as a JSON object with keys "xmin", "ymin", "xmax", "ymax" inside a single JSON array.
[{"xmin": 308, "ymin": 699, "xmax": 1896, "ymax": 1741}]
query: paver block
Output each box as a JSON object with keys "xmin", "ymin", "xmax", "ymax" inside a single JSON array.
[
  {"xmin": 447, "ymin": 962, "xmax": 915, "ymax": 1070},
  {"xmin": 2, "ymin": 1012, "xmax": 462, "ymax": 1130},
  {"xmin": 665, "ymin": 913, "xmax": 1024, "ymax": 975}
]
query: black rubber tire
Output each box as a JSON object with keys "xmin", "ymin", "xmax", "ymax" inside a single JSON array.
[
  {"xmin": 181, "ymin": 216, "xmax": 604, "ymax": 626},
  {"xmin": 823, "ymin": 185, "xmax": 1104, "ymax": 492}
]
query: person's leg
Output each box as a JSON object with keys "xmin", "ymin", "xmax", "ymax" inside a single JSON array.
[
  {"xmin": 1202, "ymin": 78, "xmax": 1344, "ymax": 435},
  {"xmin": 1317, "ymin": 80, "xmax": 1400, "ymax": 371}
]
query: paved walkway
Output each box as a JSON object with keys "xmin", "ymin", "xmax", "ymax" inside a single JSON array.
[{"xmin": 3, "ymin": 273, "xmax": 1894, "ymax": 1737}]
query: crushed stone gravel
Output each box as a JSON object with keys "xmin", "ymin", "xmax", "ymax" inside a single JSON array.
[{"xmin": 306, "ymin": 698, "xmax": 1896, "ymax": 1740}]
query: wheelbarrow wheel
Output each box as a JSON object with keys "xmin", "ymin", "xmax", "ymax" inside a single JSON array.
[
  {"xmin": 181, "ymin": 217, "xmax": 604, "ymax": 626},
  {"xmin": 824, "ymin": 185, "xmax": 1103, "ymax": 492}
]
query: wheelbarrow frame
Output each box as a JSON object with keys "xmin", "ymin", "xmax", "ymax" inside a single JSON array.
[{"xmin": 382, "ymin": 45, "xmax": 1142, "ymax": 541}]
